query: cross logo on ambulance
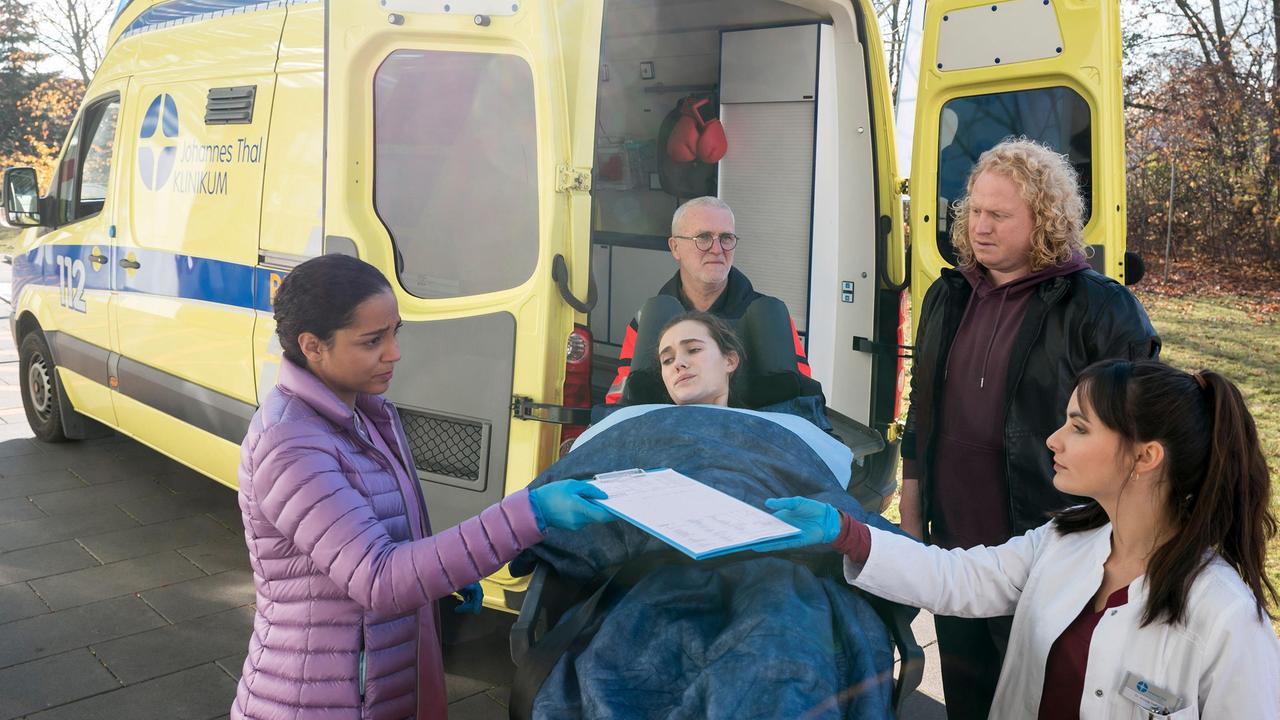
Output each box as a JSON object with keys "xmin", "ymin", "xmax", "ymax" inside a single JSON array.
[{"xmin": 137, "ymin": 93, "xmax": 179, "ymax": 190}]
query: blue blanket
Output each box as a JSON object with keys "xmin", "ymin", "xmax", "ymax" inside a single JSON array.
[{"xmin": 512, "ymin": 405, "xmax": 909, "ymax": 720}]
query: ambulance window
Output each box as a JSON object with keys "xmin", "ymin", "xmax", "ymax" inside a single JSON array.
[
  {"xmin": 54, "ymin": 96, "xmax": 120, "ymax": 225},
  {"xmin": 373, "ymin": 50, "xmax": 538, "ymax": 299},
  {"xmin": 936, "ymin": 87, "xmax": 1091, "ymax": 265}
]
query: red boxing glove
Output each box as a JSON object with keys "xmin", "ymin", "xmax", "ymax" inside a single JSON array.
[
  {"xmin": 696, "ymin": 118, "xmax": 727, "ymax": 163},
  {"xmin": 667, "ymin": 114, "xmax": 700, "ymax": 163}
]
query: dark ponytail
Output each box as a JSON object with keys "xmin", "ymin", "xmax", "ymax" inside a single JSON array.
[
  {"xmin": 1185, "ymin": 371, "xmax": 1277, "ymax": 622},
  {"xmin": 273, "ymin": 254, "xmax": 392, "ymax": 367},
  {"xmin": 1056, "ymin": 360, "xmax": 1277, "ymax": 626}
]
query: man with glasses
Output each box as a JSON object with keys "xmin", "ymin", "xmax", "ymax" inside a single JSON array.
[{"xmin": 605, "ymin": 196, "xmax": 810, "ymax": 404}]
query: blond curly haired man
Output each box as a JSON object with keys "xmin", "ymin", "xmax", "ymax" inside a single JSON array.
[{"xmin": 899, "ymin": 138, "xmax": 1161, "ymax": 719}]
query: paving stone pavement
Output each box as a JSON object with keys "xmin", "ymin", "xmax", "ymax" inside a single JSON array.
[{"xmin": 0, "ymin": 260, "xmax": 947, "ymax": 719}]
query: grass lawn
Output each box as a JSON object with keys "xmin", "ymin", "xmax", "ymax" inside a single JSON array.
[{"xmin": 1134, "ymin": 290, "xmax": 1280, "ymax": 630}]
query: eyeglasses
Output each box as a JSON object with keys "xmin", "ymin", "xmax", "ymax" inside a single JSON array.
[{"xmin": 672, "ymin": 232, "xmax": 739, "ymax": 252}]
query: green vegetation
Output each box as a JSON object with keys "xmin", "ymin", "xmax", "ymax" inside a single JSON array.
[
  {"xmin": 1136, "ymin": 292, "xmax": 1279, "ymax": 484},
  {"xmin": 1134, "ymin": 290, "xmax": 1280, "ymax": 630}
]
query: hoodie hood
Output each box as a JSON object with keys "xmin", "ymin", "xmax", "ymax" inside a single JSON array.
[
  {"xmin": 961, "ymin": 252, "xmax": 1092, "ymax": 297},
  {"xmin": 947, "ymin": 252, "xmax": 1092, "ymax": 392}
]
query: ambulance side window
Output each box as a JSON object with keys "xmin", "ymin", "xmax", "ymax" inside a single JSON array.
[
  {"xmin": 936, "ymin": 87, "xmax": 1091, "ymax": 266},
  {"xmin": 373, "ymin": 50, "xmax": 538, "ymax": 299},
  {"xmin": 53, "ymin": 96, "xmax": 120, "ymax": 226}
]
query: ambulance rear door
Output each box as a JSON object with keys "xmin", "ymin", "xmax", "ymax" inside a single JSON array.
[
  {"xmin": 323, "ymin": 1, "xmax": 603, "ymax": 546},
  {"xmin": 908, "ymin": 0, "xmax": 1126, "ymax": 311}
]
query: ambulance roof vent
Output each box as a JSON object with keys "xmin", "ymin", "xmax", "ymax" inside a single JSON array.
[{"xmin": 205, "ymin": 86, "xmax": 256, "ymax": 125}]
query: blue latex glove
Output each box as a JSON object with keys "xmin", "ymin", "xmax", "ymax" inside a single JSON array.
[
  {"xmin": 453, "ymin": 582, "xmax": 484, "ymax": 614},
  {"xmin": 754, "ymin": 496, "xmax": 842, "ymax": 552},
  {"xmin": 529, "ymin": 479, "xmax": 617, "ymax": 531}
]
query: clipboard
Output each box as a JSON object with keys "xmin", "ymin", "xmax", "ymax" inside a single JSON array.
[{"xmin": 586, "ymin": 468, "xmax": 801, "ymax": 560}]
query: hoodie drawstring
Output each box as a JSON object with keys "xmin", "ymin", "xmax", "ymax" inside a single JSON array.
[
  {"xmin": 944, "ymin": 283, "xmax": 1011, "ymax": 389},
  {"xmin": 944, "ymin": 289, "xmax": 980, "ymax": 383},
  {"xmin": 977, "ymin": 286, "xmax": 1010, "ymax": 389}
]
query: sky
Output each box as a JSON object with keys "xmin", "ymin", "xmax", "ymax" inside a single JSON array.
[{"xmin": 32, "ymin": 0, "xmax": 116, "ymax": 79}]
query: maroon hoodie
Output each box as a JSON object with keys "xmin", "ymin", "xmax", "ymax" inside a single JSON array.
[{"xmin": 928, "ymin": 254, "xmax": 1091, "ymax": 550}]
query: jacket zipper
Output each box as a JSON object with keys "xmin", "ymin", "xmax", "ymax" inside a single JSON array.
[
  {"xmin": 921, "ymin": 278, "xmax": 967, "ymax": 528},
  {"xmin": 352, "ymin": 408, "xmax": 423, "ymax": 714},
  {"xmin": 356, "ymin": 407, "xmax": 429, "ymax": 539},
  {"xmin": 998, "ymin": 281, "xmax": 1066, "ymax": 534},
  {"xmin": 358, "ymin": 620, "xmax": 366, "ymax": 705},
  {"xmin": 377, "ymin": 411, "xmax": 428, "ymax": 713},
  {"xmin": 392, "ymin": 421, "xmax": 430, "ymax": 537}
]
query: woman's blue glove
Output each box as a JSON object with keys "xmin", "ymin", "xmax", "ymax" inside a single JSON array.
[
  {"xmin": 454, "ymin": 582, "xmax": 484, "ymax": 614},
  {"xmin": 529, "ymin": 479, "xmax": 617, "ymax": 531},
  {"xmin": 755, "ymin": 496, "xmax": 842, "ymax": 551}
]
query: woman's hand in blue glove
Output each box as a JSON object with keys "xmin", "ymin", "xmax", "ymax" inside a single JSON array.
[
  {"xmin": 529, "ymin": 479, "xmax": 617, "ymax": 531},
  {"xmin": 755, "ymin": 496, "xmax": 842, "ymax": 551},
  {"xmin": 453, "ymin": 582, "xmax": 484, "ymax": 614}
]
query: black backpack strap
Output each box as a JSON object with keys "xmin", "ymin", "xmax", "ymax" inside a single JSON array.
[
  {"xmin": 860, "ymin": 591, "xmax": 925, "ymax": 714},
  {"xmin": 508, "ymin": 566, "xmax": 622, "ymax": 720}
]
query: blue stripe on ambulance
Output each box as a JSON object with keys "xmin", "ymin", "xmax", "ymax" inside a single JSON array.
[{"xmin": 11, "ymin": 244, "xmax": 282, "ymax": 313}]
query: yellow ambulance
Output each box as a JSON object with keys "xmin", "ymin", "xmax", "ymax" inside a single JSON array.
[{"xmin": 1, "ymin": 0, "xmax": 1130, "ymax": 609}]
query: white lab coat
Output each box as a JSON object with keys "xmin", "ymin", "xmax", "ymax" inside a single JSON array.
[{"xmin": 845, "ymin": 521, "xmax": 1280, "ymax": 719}]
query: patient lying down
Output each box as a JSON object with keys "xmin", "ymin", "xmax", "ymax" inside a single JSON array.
[
  {"xmin": 573, "ymin": 311, "xmax": 853, "ymax": 489},
  {"xmin": 510, "ymin": 312, "xmax": 912, "ymax": 719}
]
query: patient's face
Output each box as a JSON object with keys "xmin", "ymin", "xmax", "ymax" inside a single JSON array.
[{"xmin": 658, "ymin": 320, "xmax": 739, "ymax": 407}]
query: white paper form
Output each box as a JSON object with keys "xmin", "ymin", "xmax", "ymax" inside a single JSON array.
[{"xmin": 587, "ymin": 468, "xmax": 801, "ymax": 559}]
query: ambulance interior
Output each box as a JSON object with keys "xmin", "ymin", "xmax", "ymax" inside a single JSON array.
[{"xmin": 587, "ymin": 0, "xmax": 886, "ymax": 431}]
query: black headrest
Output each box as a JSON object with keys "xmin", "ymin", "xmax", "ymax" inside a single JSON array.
[{"xmin": 619, "ymin": 295, "xmax": 825, "ymax": 410}]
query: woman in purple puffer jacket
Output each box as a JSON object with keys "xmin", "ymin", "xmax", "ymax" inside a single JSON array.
[{"xmin": 232, "ymin": 255, "xmax": 615, "ymax": 720}]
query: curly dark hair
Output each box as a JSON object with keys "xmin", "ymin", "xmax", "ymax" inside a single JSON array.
[{"xmin": 272, "ymin": 254, "xmax": 392, "ymax": 367}]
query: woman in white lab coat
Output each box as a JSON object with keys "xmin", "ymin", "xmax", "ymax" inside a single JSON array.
[{"xmin": 762, "ymin": 359, "xmax": 1280, "ymax": 719}]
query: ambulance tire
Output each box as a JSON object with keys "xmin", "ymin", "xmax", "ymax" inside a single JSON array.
[{"xmin": 19, "ymin": 332, "xmax": 70, "ymax": 443}]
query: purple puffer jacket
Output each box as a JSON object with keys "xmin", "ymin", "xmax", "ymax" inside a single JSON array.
[{"xmin": 232, "ymin": 359, "xmax": 544, "ymax": 720}]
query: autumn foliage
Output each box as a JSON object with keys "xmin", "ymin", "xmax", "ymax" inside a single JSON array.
[
  {"xmin": 2, "ymin": 76, "xmax": 84, "ymax": 191},
  {"xmin": 1123, "ymin": 1, "xmax": 1280, "ymax": 278}
]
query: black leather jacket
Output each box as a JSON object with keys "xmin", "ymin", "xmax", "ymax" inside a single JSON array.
[{"xmin": 901, "ymin": 267, "xmax": 1161, "ymax": 538}]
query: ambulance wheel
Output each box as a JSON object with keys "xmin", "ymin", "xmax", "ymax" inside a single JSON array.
[{"xmin": 19, "ymin": 332, "xmax": 69, "ymax": 443}]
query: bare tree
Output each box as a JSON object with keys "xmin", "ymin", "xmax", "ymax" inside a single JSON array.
[
  {"xmin": 872, "ymin": 0, "xmax": 913, "ymax": 100},
  {"xmin": 1125, "ymin": 0, "xmax": 1280, "ymax": 268},
  {"xmin": 33, "ymin": 0, "xmax": 113, "ymax": 85}
]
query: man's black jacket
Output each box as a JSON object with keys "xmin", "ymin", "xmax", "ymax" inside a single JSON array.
[{"xmin": 901, "ymin": 267, "xmax": 1161, "ymax": 538}]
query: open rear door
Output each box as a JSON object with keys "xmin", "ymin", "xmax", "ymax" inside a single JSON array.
[
  {"xmin": 323, "ymin": 1, "xmax": 602, "ymax": 575},
  {"xmin": 908, "ymin": 0, "xmax": 1125, "ymax": 311}
]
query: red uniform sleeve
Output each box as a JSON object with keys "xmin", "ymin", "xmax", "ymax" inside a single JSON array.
[
  {"xmin": 604, "ymin": 319, "xmax": 640, "ymax": 404},
  {"xmin": 790, "ymin": 318, "xmax": 811, "ymax": 378},
  {"xmin": 832, "ymin": 511, "xmax": 872, "ymax": 564}
]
